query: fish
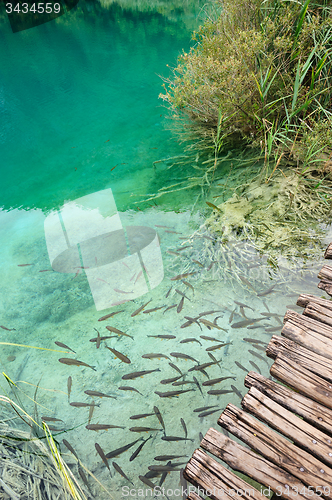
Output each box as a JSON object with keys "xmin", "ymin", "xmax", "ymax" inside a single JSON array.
[
  {"xmin": 118, "ymin": 386, "xmax": 143, "ymax": 396},
  {"xmin": 169, "ymin": 363, "xmax": 182, "ymax": 375},
  {"xmin": 213, "ymin": 318, "xmax": 228, "ymax": 331},
  {"xmin": 180, "ymin": 418, "xmax": 187, "ymax": 438},
  {"xmin": 207, "ymin": 390, "xmax": 233, "ymax": 395},
  {"xmin": 95, "ymin": 328, "xmax": 101, "ymax": 349},
  {"xmin": 165, "ymin": 230, "xmax": 182, "ymax": 234},
  {"xmin": 84, "ymin": 390, "xmax": 116, "ymax": 399},
  {"xmin": 58, "ymin": 358, "xmax": 96, "ymax": 371},
  {"xmin": 239, "ymin": 275, "xmax": 256, "ymax": 292},
  {"xmin": 122, "ymin": 369, "xmax": 161, "ymax": 380},
  {"xmin": 114, "ymin": 288, "xmax": 133, "ymax": 294},
  {"xmin": 155, "ymin": 225, "xmax": 173, "ymax": 228},
  {"xmin": 88, "ymin": 405, "xmax": 95, "ymax": 424},
  {"xmin": 39, "ymin": 269, "xmax": 52, "ymax": 272},
  {"xmin": 170, "ymin": 352, "xmax": 199, "ymax": 363},
  {"xmin": 207, "ymin": 261, "xmax": 215, "ymax": 271},
  {"xmin": 62, "ymin": 439, "xmax": 79, "ymax": 459},
  {"xmin": 192, "ymin": 259, "xmax": 204, "ymax": 267},
  {"xmin": 55, "ymin": 341, "xmax": 75, "ymax": 353},
  {"xmin": 265, "ymin": 326, "xmax": 281, "ymax": 332},
  {"xmin": 234, "ymin": 301, "xmax": 254, "ymax": 311},
  {"xmin": 167, "ymin": 250, "xmax": 181, "ymax": 256},
  {"xmin": 199, "ymin": 319, "xmax": 223, "ymax": 330},
  {"xmin": 98, "ymin": 310, "xmax": 124, "ymax": 321},
  {"xmin": 130, "ymin": 413, "xmax": 155, "ymax": 420},
  {"xmin": 106, "ymin": 438, "xmax": 144, "ymax": 459},
  {"xmin": 172, "ymin": 380, "xmax": 196, "ymax": 386},
  {"xmin": 193, "ymin": 405, "xmax": 219, "ymax": 413},
  {"xmin": 260, "ymin": 312, "xmax": 282, "ymax": 317},
  {"xmin": 160, "ymin": 376, "xmax": 182, "ymax": 384},
  {"xmin": 147, "ymin": 334, "xmax": 176, "ymax": 339},
  {"xmin": 78, "ymin": 466, "xmax": 92, "ymax": 495},
  {"xmin": 142, "ymin": 353, "xmax": 170, "ymax": 361},
  {"xmin": 105, "ymin": 345, "xmax": 131, "ymax": 364},
  {"xmin": 256, "ymin": 285, "xmax": 277, "ymax": 296},
  {"xmin": 135, "ymin": 270, "xmax": 143, "ymax": 283},
  {"xmin": 200, "ymin": 335, "xmax": 224, "ymax": 342},
  {"xmin": 198, "ymin": 408, "xmax": 222, "ymax": 418},
  {"xmin": 155, "ymin": 390, "xmax": 194, "ymax": 398},
  {"xmin": 95, "ymin": 443, "xmax": 110, "ymax": 472},
  {"xmin": 231, "ymin": 318, "xmax": 265, "ymax": 328},
  {"xmin": 176, "ymin": 246, "xmax": 191, "ymax": 251},
  {"xmin": 180, "ymin": 338, "xmax": 202, "ymax": 346},
  {"xmin": 202, "ymin": 377, "xmax": 236, "ymax": 386},
  {"xmin": 165, "ymin": 287, "xmax": 172, "ymax": 298},
  {"xmin": 161, "ymin": 436, "xmax": 194, "ymax": 442},
  {"xmin": 193, "ymin": 376, "xmax": 203, "ymax": 396},
  {"xmin": 89, "ymin": 335, "xmax": 115, "ymax": 343},
  {"xmin": 41, "ymin": 416, "xmax": 64, "ymax": 422},
  {"xmin": 143, "ymin": 305, "xmax": 166, "ymax": 314},
  {"xmin": 148, "ymin": 465, "xmax": 183, "ymax": 472},
  {"xmin": 229, "ymin": 309, "xmax": 235, "ymax": 324},
  {"xmin": 70, "ymin": 402, "xmax": 100, "ymax": 408},
  {"xmin": 17, "ymin": 263, "xmax": 33, "ymax": 267},
  {"xmin": 163, "ymin": 304, "xmax": 177, "ymax": 313},
  {"xmin": 181, "ymin": 316, "xmax": 202, "ymax": 330},
  {"xmin": 208, "ymin": 352, "xmax": 222, "ymax": 367},
  {"xmin": 177, "ymin": 297, "xmax": 184, "ymax": 313},
  {"xmin": 235, "ymin": 361, "xmax": 249, "ymax": 373},
  {"xmin": 106, "ymin": 326, "xmax": 134, "ymax": 339},
  {"xmin": 154, "ymin": 455, "xmax": 188, "ymax": 461},
  {"xmin": 249, "ymin": 361, "xmax": 261, "ymax": 374},
  {"xmin": 112, "ymin": 462, "xmax": 134, "ymax": 485},
  {"xmin": 175, "ymin": 289, "xmax": 191, "ymax": 301},
  {"xmin": 129, "ymin": 435, "xmax": 152, "ymax": 462},
  {"xmin": 199, "ymin": 310, "xmax": 223, "ymax": 317},
  {"xmin": 243, "ymin": 338, "xmax": 266, "ymax": 344},
  {"xmin": 129, "ymin": 427, "xmax": 162, "ymax": 432},
  {"xmin": 206, "ymin": 201, "xmax": 222, "ymax": 211},
  {"xmin": 189, "ymin": 360, "xmax": 221, "ymax": 371},
  {"xmin": 248, "ymin": 349, "xmax": 270, "ymax": 365},
  {"xmin": 131, "ymin": 300, "xmax": 152, "ymax": 317},
  {"xmin": 206, "ymin": 342, "xmax": 231, "ymax": 351},
  {"xmin": 67, "ymin": 376, "xmax": 72, "ymax": 402},
  {"xmin": 231, "ymin": 385, "xmax": 244, "ymax": 400},
  {"xmin": 138, "ymin": 476, "xmax": 157, "ymax": 488},
  {"xmin": 199, "ymin": 432, "xmax": 204, "ymax": 441},
  {"xmin": 86, "ymin": 424, "xmax": 125, "ymax": 431},
  {"xmin": 251, "ymin": 344, "xmax": 267, "ymax": 351},
  {"xmin": 182, "ymin": 280, "xmax": 194, "ymax": 292},
  {"xmin": 170, "ymin": 272, "xmax": 196, "ymax": 281},
  {"xmin": 153, "ymin": 406, "xmax": 166, "ymax": 434},
  {"xmin": 0, "ymin": 325, "xmax": 15, "ymax": 331}
]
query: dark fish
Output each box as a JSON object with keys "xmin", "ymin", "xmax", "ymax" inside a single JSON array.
[
  {"xmin": 148, "ymin": 465, "xmax": 182, "ymax": 472},
  {"xmin": 112, "ymin": 462, "xmax": 134, "ymax": 484},
  {"xmin": 167, "ymin": 250, "xmax": 181, "ymax": 256},
  {"xmin": 199, "ymin": 432, "xmax": 204, "ymax": 441},
  {"xmin": 175, "ymin": 246, "xmax": 191, "ymax": 251},
  {"xmin": 243, "ymin": 338, "xmax": 266, "ymax": 344},
  {"xmin": 129, "ymin": 435, "xmax": 152, "ymax": 462},
  {"xmin": 131, "ymin": 300, "xmax": 152, "ymax": 317},
  {"xmin": 143, "ymin": 305, "xmax": 166, "ymax": 314},
  {"xmin": 0, "ymin": 325, "xmax": 15, "ymax": 331},
  {"xmin": 206, "ymin": 342, "xmax": 231, "ymax": 351},
  {"xmin": 172, "ymin": 380, "xmax": 196, "ymax": 386},
  {"xmin": 199, "ymin": 310, "xmax": 223, "ymax": 317},
  {"xmin": 175, "ymin": 289, "xmax": 190, "ymax": 301},
  {"xmin": 67, "ymin": 376, "xmax": 72, "ymax": 402},
  {"xmin": 170, "ymin": 352, "xmax": 198, "ymax": 363},
  {"xmin": 86, "ymin": 424, "xmax": 125, "ymax": 431},
  {"xmin": 231, "ymin": 318, "xmax": 265, "ymax": 328},
  {"xmin": 249, "ymin": 360, "xmax": 261, "ymax": 374},
  {"xmin": 180, "ymin": 418, "xmax": 187, "ymax": 438},
  {"xmin": 154, "ymin": 455, "xmax": 188, "ymax": 461},
  {"xmin": 181, "ymin": 316, "xmax": 202, "ymax": 330},
  {"xmin": 207, "ymin": 261, "xmax": 215, "ymax": 271},
  {"xmin": 234, "ymin": 300, "xmax": 254, "ymax": 311},
  {"xmin": 248, "ymin": 349, "xmax": 270, "ymax": 365},
  {"xmin": 130, "ymin": 413, "xmax": 155, "ymax": 420},
  {"xmin": 95, "ymin": 443, "xmax": 110, "ymax": 471},
  {"xmin": 139, "ymin": 476, "xmax": 156, "ymax": 488},
  {"xmin": 84, "ymin": 390, "xmax": 116, "ymax": 399},
  {"xmin": 88, "ymin": 404, "xmax": 95, "ymax": 425},
  {"xmin": 200, "ymin": 318, "xmax": 224, "ymax": 330},
  {"xmin": 251, "ymin": 344, "xmax": 267, "ymax": 351},
  {"xmin": 177, "ymin": 297, "xmax": 184, "ymax": 313},
  {"xmin": 194, "ymin": 405, "xmax": 219, "ymax": 413},
  {"xmin": 70, "ymin": 402, "xmax": 100, "ymax": 408},
  {"xmin": 231, "ymin": 385, "xmax": 244, "ymax": 400},
  {"xmin": 129, "ymin": 427, "xmax": 162, "ymax": 432},
  {"xmin": 62, "ymin": 439, "xmax": 79, "ymax": 459},
  {"xmin": 122, "ymin": 369, "xmax": 161, "ymax": 380},
  {"xmin": 182, "ymin": 280, "xmax": 194, "ymax": 292},
  {"xmin": 235, "ymin": 361, "xmax": 249, "ymax": 373},
  {"xmin": 106, "ymin": 438, "xmax": 144, "ymax": 459},
  {"xmin": 200, "ymin": 335, "xmax": 224, "ymax": 342},
  {"xmin": 265, "ymin": 326, "xmax": 281, "ymax": 332},
  {"xmin": 256, "ymin": 285, "xmax": 276, "ymax": 296},
  {"xmin": 153, "ymin": 406, "xmax": 166, "ymax": 433},
  {"xmin": 198, "ymin": 408, "xmax": 222, "ymax": 418},
  {"xmin": 189, "ymin": 360, "xmax": 220, "ymax": 371},
  {"xmin": 239, "ymin": 275, "xmax": 256, "ymax": 292},
  {"xmin": 89, "ymin": 335, "xmax": 114, "ymax": 343},
  {"xmin": 41, "ymin": 416, "xmax": 64, "ymax": 422},
  {"xmin": 147, "ymin": 334, "xmax": 176, "ymax": 339},
  {"xmin": 106, "ymin": 326, "xmax": 133, "ymax": 339},
  {"xmin": 58, "ymin": 358, "xmax": 96, "ymax": 371},
  {"xmin": 165, "ymin": 287, "xmax": 172, "ymax": 298},
  {"xmin": 155, "ymin": 390, "xmax": 194, "ymax": 398},
  {"xmin": 207, "ymin": 352, "xmax": 222, "ymax": 368},
  {"xmin": 192, "ymin": 259, "xmax": 204, "ymax": 267},
  {"xmin": 229, "ymin": 309, "xmax": 235, "ymax": 324},
  {"xmin": 142, "ymin": 353, "xmax": 170, "ymax": 361},
  {"xmin": 118, "ymin": 386, "xmax": 143, "ymax": 396},
  {"xmin": 207, "ymin": 390, "xmax": 233, "ymax": 395},
  {"xmin": 160, "ymin": 376, "xmax": 182, "ymax": 385},
  {"xmin": 98, "ymin": 310, "xmax": 124, "ymax": 321},
  {"xmin": 105, "ymin": 345, "xmax": 131, "ymax": 364},
  {"xmin": 168, "ymin": 362, "xmax": 182, "ymax": 375},
  {"xmin": 202, "ymin": 377, "xmax": 236, "ymax": 386},
  {"xmin": 193, "ymin": 376, "xmax": 203, "ymax": 396},
  {"xmin": 78, "ymin": 466, "xmax": 92, "ymax": 494},
  {"xmin": 170, "ymin": 272, "xmax": 196, "ymax": 281},
  {"xmin": 95, "ymin": 328, "xmax": 101, "ymax": 349},
  {"xmin": 180, "ymin": 338, "xmax": 202, "ymax": 346},
  {"xmin": 161, "ymin": 436, "xmax": 194, "ymax": 442},
  {"xmin": 206, "ymin": 201, "xmax": 222, "ymax": 211},
  {"xmin": 163, "ymin": 304, "xmax": 177, "ymax": 313},
  {"xmin": 165, "ymin": 230, "xmax": 182, "ymax": 234},
  {"xmin": 17, "ymin": 263, "xmax": 33, "ymax": 266}
]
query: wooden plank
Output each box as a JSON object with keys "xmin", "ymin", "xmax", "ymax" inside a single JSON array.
[
  {"xmin": 218, "ymin": 404, "xmax": 332, "ymax": 497},
  {"xmin": 281, "ymin": 320, "xmax": 332, "ymax": 360},
  {"xmin": 266, "ymin": 335, "xmax": 332, "ymax": 382},
  {"xmin": 324, "ymin": 243, "xmax": 332, "ymax": 259},
  {"xmin": 242, "ymin": 386, "xmax": 332, "ymax": 468},
  {"xmin": 297, "ymin": 294, "xmax": 332, "ymax": 311},
  {"xmin": 318, "ymin": 280, "xmax": 332, "ymax": 296},
  {"xmin": 283, "ymin": 310, "xmax": 332, "ymax": 340},
  {"xmin": 270, "ymin": 354, "xmax": 332, "ymax": 410},
  {"xmin": 245, "ymin": 371, "xmax": 332, "ymax": 435},
  {"xmin": 318, "ymin": 264, "xmax": 332, "ymax": 281},
  {"xmin": 201, "ymin": 427, "xmax": 321, "ymax": 500},
  {"xmin": 303, "ymin": 302, "xmax": 332, "ymax": 327},
  {"xmin": 184, "ymin": 448, "xmax": 266, "ymax": 500}
]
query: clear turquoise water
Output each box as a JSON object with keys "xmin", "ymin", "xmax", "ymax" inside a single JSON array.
[{"xmin": 0, "ymin": 2, "xmax": 329, "ymax": 499}]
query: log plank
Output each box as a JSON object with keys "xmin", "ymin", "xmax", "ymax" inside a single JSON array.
[
  {"xmin": 281, "ymin": 320, "xmax": 332, "ymax": 360},
  {"xmin": 318, "ymin": 281, "xmax": 332, "ymax": 296},
  {"xmin": 242, "ymin": 387, "xmax": 332, "ymax": 468},
  {"xmin": 184, "ymin": 448, "xmax": 266, "ymax": 500},
  {"xmin": 266, "ymin": 335, "xmax": 332, "ymax": 382},
  {"xmin": 283, "ymin": 310, "xmax": 332, "ymax": 341},
  {"xmin": 324, "ymin": 243, "xmax": 332, "ymax": 260},
  {"xmin": 245, "ymin": 371, "xmax": 332, "ymax": 435},
  {"xmin": 218, "ymin": 404, "xmax": 332, "ymax": 497},
  {"xmin": 303, "ymin": 303, "xmax": 332, "ymax": 327},
  {"xmin": 318, "ymin": 265, "xmax": 332, "ymax": 282},
  {"xmin": 297, "ymin": 294, "xmax": 332, "ymax": 311},
  {"xmin": 201, "ymin": 427, "xmax": 321, "ymax": 500},
  {"xmin": 270, "ymin": 355, "xmax": 332, "ymax": 410}
]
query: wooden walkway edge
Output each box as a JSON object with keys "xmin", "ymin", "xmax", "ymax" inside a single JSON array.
[{"xmin": 184, "ymin": 243, "xmax": 332, "ymax": 500}]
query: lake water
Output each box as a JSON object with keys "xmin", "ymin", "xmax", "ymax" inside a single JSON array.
[{"xmin": 0, "ymin": 2, "xmax": 331, "ymax": 499}]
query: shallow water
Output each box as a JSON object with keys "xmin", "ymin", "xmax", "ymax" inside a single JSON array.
[{"xmin": 0, "ymin": 2, "xmax": 331, "ymax": 499}]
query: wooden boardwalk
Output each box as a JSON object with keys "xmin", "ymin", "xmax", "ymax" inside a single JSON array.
[{"xmin": 184, "ymin": 242, "xmax": 332, "ymax": 500}]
